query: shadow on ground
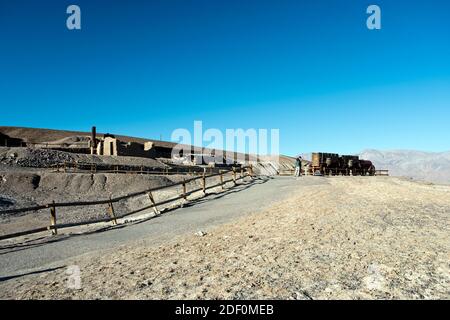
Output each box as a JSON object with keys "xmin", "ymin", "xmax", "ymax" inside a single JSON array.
[{"xmin": 0, "ymin": 176, "xmax": 272, "ymax": 255}]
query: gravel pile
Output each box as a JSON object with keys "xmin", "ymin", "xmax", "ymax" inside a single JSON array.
[
  {"xmin": 0, "ymin": 147, "xmax": 167, "ymax": 169},
  {"xmin": 0, "ymin": 148, "xmax": 76, "ymax": 168},
  {"xmin": 18, "ymin": 149, "xmax": 76, "ymax": 168}
]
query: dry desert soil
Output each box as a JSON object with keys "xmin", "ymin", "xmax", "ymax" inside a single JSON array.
[{"xmin": 0, "ymin": 176, "xmax": 449, "ymax": 299}]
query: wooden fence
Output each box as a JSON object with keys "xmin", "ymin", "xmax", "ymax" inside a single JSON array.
[
  {"xmin": 0, "ymin": 166, "xmax": 254, "ymax": 241},
  {"xmin": 52, "ymin": 161, "xmax": 237, "ymax": 176},
  {"xmin": 374, "ymin": 170, "xmax": 389, "ymax": 176}
]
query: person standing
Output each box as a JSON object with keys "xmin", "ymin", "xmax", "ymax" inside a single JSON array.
[{"xmin": 294, "ymin": 156, "xmax": 302, "ymax": 177}]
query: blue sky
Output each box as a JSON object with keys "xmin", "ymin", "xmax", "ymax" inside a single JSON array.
[{"xmin": 0, "ymin": 0, "xmax": 449, "ymax": 156}]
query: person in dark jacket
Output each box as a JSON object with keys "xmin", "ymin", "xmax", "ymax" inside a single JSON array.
[{"xmin": 294, "ymin": 156, "xmax": 302, "ymax": 177}]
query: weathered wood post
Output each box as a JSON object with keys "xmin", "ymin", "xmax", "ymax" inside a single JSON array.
[
  {"xmin": 147, "ymin": 191, "xmax": 160, "ymax": 215},
  {"xmin": 202, "ymin": 172, "xmax": 206, "ymax": 194},
  {"xmin": 182, "ymin": 179, "xmax": 188, "ymax": 201},
  {"xmin": 49, "ymin": 201, "xmax": 57, "ymax": 235},
  {"xmin": 220, "ymin": 170, "xmax": 224, "ymax": 190},
  {"xmin": 232, "ymin": 167, "xmax": 237, "ymax": 185},
  {"xmin": 107, "ymin": 196, "xmax": 117, "ymax": 226}
]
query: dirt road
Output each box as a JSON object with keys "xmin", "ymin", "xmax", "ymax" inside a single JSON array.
[
  {"xmin": 0, "ymin": 176, "xmax": 322, "ymax": 279},
  {"xmin": 1, "ymin": 176, "xmax": 449, "ymax": 299}
]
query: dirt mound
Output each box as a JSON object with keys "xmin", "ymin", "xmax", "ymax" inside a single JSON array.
[
  {"xmin": 0, "ymin": 170, "xmax": 204, "ymax": 236},
  {"xmin": 0, "ymin": 171, "xmax": 176, "ymax": 211}
]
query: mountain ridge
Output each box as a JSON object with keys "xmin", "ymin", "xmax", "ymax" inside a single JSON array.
[{"xmin": 359, "ymin": 149, "xmax": 450, "ymax": 185}]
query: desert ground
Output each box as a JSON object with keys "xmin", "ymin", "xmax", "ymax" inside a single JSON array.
[{"xmin": 1, "ymin": 176, "xmax": 449, "ymax": 299}]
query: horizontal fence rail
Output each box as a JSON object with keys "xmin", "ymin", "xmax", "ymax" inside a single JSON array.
[
  {"xmin": 0, "ymin": 166, "xmax": 254, "ymax": 241},
  {"xmin": 374, "ymin": 170, "xmax": 390, "ymax": 176},
  {"xmin": 278, "ymin": 168, "xmax": 389, "ymax": 176},
  {"xmin": 51, "ymin": 161, "xmax": 240, "ymax": 176}
]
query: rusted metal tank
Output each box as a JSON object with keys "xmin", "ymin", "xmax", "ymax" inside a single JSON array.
[
  {"xmin": 312, "ymin": 153, "xmax": 339, "ymax": 167},
  {"xmin": 310, "ymin": 152, "xmax": 376, "ymax": 176},
  {"xmin": 311, "ymin": 153, "xmax": 321, "ymax": 167},
  {"xmin": 341, "ymin": 155, "xmax": 359, "ymax": 168}
]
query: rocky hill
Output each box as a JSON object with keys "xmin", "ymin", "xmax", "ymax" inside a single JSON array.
[{"xmin": 360, "ymin": 149, "xmax": 450, "ymax": 185}]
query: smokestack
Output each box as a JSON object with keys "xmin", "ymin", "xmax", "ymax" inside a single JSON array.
[{"xmin": 91, "ymin": 126, "xmax": 97, "ymax": 154}]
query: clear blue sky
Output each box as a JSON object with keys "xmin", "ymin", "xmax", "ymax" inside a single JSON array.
[{"xmin": 1, "ymin": 0, "xmax": 449, "ymax": 156}]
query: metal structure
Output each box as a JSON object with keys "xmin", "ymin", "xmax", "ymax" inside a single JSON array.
[{"xmin": 310, "ymin": 152, "xmax": 376, "ymax": 176}]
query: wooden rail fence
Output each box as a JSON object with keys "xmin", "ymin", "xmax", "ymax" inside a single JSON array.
[
  {"xmin": 0, "ymin": 166, "xmax": 254, "ymax": 241},
  {"xmin": 374, "ymin": 170, "xmax": 389, "ymax": 176},
  {"xmin": 52, "ymin": 161, "xmax": 237, "ymax": 176}
]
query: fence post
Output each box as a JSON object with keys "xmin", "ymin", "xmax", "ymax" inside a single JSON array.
[
  {"xmin": 240, "ymin": 168, "xmax": 244, "ymax": 180},
  {"xmin": 49, "ymin": 201, "xmax": 57, "ymax": 235},
  {"xmin": 220, "ymin": 171, "xmax": 224, "ymax": 190},
  {"xmin": 202, "ymin": 172, "xmax": 206, "ymax": 194},
  {"xmin": 232, "ymin": 167, "xmax": 236, "ymax": 185},
  {"xmin": 148, "ymin": 191, "xmax": 160, "ymax": 215},
  {"xmin": 107, "ymin": 196, "xmax": 118, "ymax": 225},
  {"xmin": 182, "ymin": 179, "xmax": 188, "ymax": 201},
  {"xmin": 249, "ymin": 164, "xmax": 254, "ymax": 177}
]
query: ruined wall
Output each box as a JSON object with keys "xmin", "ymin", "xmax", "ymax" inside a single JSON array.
[
  {"xmin": 99, "ymin": 137, "xmax": 159, "ymax": 158},
  {"xmin": 0, "ymin": 133, "xmax": 24, "ymax": 147}
]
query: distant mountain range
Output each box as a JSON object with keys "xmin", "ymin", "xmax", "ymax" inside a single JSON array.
[{"xmin": 359, "ymin": 149, "xmax": 450, "ymax": 185}]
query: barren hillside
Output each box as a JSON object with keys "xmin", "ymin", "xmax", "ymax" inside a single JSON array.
[
  {"xmin": 0, "ymin": 126, "xmax": 174, "ymax": 148},
  {"xmin": 0, "ymin": 126, "xmax": 296, "ymax": 174},
  {"xmin": 360, "ymin": 149, "xmax": 450, "ymax": 185}
]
